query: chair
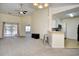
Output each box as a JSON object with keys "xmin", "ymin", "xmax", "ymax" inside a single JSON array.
[{"xmin": 43, "ymin": 34, "xmax": 49, "ymax": 44}]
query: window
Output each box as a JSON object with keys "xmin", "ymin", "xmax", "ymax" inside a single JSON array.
[{"xmin": 25, "ymin": 25, "xmax": 31, "ymax": 32}]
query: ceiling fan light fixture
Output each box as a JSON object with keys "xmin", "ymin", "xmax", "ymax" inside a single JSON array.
[
  {"xmin": 19, "ymin": 11, "xmax": 27, "ymax": 14},
  {"xmin": 19, "ymin": 11, "xmax": 23, "ymax": 14}
]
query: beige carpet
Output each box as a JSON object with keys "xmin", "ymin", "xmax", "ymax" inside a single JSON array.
[{"xmin": 0, "ymin": 37, "xmax": 79, "ymax": 56}]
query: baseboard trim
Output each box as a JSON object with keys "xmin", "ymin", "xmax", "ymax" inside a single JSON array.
[
  {"xmin": 0, "ymin": 38, "xmax": 3, "ymax": 39},
  {"xmin": 18, "ymin": 36, "xmax": 26, "ymax": 38},
  {"xmin": 66, "ymin": 38, "xmax": 77, "ymax": 40}
]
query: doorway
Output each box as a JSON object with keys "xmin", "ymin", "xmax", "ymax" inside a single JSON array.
[{"xmin": 25, "ymin": 25, "xmax": 31, "ymax": 38}]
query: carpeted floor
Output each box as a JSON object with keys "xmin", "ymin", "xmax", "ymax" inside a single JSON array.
[{"xmin": 0, "ymin": 37, "xmax": 79, "ymax": 56}]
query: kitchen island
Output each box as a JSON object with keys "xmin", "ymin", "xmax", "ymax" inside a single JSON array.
[{"xmin": 48, "ymin": 31, "xmax": 64, "ymax": 48}]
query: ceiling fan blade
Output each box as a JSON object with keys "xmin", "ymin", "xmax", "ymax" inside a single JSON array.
[{"xmin": 23, "ymin": 11, "xmax": 28, "ymax": 14}]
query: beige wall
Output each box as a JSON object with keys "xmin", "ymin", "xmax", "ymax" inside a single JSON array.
[
  {"xmin": 0, "ymin": 13, "xmax": 20, "ymax": 23},
  {"xmin": 22, "ymin": 16, "xmax": 32, "ymax": 25},
  {"xmin": 31, "ymin": 9, "xmax": 49, "ymax": 39},
  {"xmin": 0, "ymin": 13, "xmax": 32, "ymax": 38},
  {"xmin": 19, "ymin": 16, "xmax": 32, "ymax": 36},
  {"xmin": 0, "ymin": 22, "xmax": 3, "ymax": 38},
  {"xmin": 0, "ymin": 13, "xmax": 20, "ymax": 38}
]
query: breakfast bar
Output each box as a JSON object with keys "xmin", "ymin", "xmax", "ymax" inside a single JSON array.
[{"xmin": 48, "ymin": 31, "xmax": 64, "ymax": 48}]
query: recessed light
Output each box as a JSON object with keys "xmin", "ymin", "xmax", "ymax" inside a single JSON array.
[
  {"xmin": 33, "ymin": 3, "xmax": 38, "ymax": 6},
  {"xmin": 67, "ymin": 13, "xmax": 74, "ymax": 17},
  {"xmin": 69, "ymin": 13, "xmax": 74, "ymax": 17},
  {"xmin": 33, "ymin": 3, "xmax": 48, "ymax": 9},
  {"xmin": 44, "ymin": 3, "xmax": 48, "ymax": 7},
  {"xmin": 38, "ymin": 5, "xmax": 43, "ymax": 9}
]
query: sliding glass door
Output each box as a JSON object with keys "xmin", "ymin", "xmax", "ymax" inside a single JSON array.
[{"xmin": 4, "ymin": 23, "xmax": 18, "ymax": 37}]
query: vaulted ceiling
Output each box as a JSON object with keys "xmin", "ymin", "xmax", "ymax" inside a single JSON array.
[
  {"xmin": 0, "ymin": 3, "xmax": 35, "ymax": 16},
  {"xmin": 0, "ymin": 3, "xmax": 79, "ymax": 16}
]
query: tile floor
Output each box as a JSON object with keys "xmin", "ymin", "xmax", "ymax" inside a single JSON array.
[
  {"xmin": 65, "ymin": 39, "xmax": 79, "ymax": 48},
  {"xmin": 0, "ymin": 37, "xmax": 79, "ymax": 56}
]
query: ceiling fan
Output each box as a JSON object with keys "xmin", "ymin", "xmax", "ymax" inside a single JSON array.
[
  {"xmin": 14, "ymin": 4, "xmax": 28, "ymax": 16},
  {"xmin": 7, "ymin": 4, "xmax": 28, "ymax": 16},
  {"xmin": 18, "ymin": 4, "xmax": 27, "ymax": 15}
]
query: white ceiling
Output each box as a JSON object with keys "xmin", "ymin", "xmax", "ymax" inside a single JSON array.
[
  {"xmin": 0, "ymin": 3, "xmax": 79, "ymax": 16},
  {"xmin": 0, "ymin": 3, "xmax": 35, "ymax": 16},
  {"xmin": 50, "ymin": 3, "xmax": 79, "ymax": 8},
  {"xmin": 52, "ymin": 3, "xmax": 79, "ymax": 19}
]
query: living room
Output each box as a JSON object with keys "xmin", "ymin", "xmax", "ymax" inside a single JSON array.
[{"xmin": 0, "ymin": 3, "xmax": 79, "ymax": 56}]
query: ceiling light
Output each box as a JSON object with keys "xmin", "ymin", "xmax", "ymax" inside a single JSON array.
[
  {"xmin": 33, "ymin": 3, "xmax": 48, "ymax": 9},
  {"xmin": 66, "ymin": 13, "xmax": 74, "ymax": 17},
  {"xmin": 68, "ymin": 13, "xmax": 74, "ymax": 17},
  {"xmin": 33, "ymin": 3, "xmax": 38, "ymax": 6},
  {"xmin": 38, "ymin": 5, "xmax": 43, "ymax": 9},
  {"xmin": 44, "ymin": 3, "xmax": 48, "ymax": 7}
]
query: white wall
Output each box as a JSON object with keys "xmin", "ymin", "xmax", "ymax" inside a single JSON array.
[
  {"xmin": 62, "ymin": 17, "xmax": 79, "ymax": 40},
  {"xmin": 31, "ymin": 9, "xmax": 49, "ymax": 39},
  {"xmin": 51, "ymin": 5, "xmax": 79, "ymax": 15}
]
